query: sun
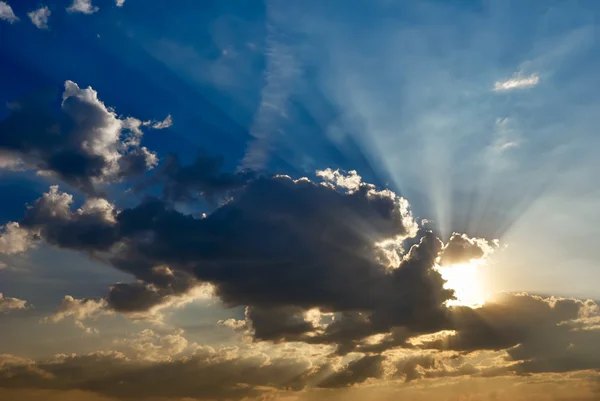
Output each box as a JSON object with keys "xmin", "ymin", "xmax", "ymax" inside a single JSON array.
[{"xmin": 437, "ymin": 260, "xmax": 487, "ymax": 308}]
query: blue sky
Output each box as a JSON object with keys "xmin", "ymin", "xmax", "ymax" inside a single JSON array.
[{"xmin": 1, "ymin": 1, "xmax": 600, "ymax": 400}]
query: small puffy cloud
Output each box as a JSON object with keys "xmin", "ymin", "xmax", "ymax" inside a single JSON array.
[
  {"xmin": 437, "ymin": 232, "xmax": 498, "ymax": 266},
  {"xmin": 0, "ymin": 293, "xmax": 28, "ymax": 312},
  {"xmin": 67, "ymin": 0, "xmax": 98, "ymax": 14},
  {"xmin": 27, "ymin": 6, "xmax": 50, "ymax": 29},
  {"xmin": 44, "ymin": 296, "xmax": 108, "ymax": 324},
  {"xmin": 0, "ymin": 222, "xmax": 33, "ymax": 255},
  {"xmin": 116, "ymin": 0, "xmax": 125, "ymax": 6},
  {"xmin": 316, "ymin": 168, "xmax": 362, "ymax": 192},
  {"xmin": 494, "ymin": 73, "xmax": 540, "ymax": 91},
  {"xmin": 0, "ymin": 1, "xmax": 18, "ymax": 23},
  {"xmin": 43, "ymin": 296, "xmax": 108, "ymax": 333}
]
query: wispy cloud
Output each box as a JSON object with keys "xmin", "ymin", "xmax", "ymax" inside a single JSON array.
[
  {"xmin": 116, "ymin": 0, "xmax": 125, "ymax": 6},
  {"xmin": 493, "ymin": 73, "xmax": 540, "ymax": 91},
  {"xmin": 152, "ymin": 114, "xmax": 173, "ymax": 129},
  {"xmin": 0, "ymin": 1, "xmax": 18, "ymax": 23},
  {"xmin": 239, "ymin": 2, "xmax": 301, "ymax": 171},
  {"xmin": 28, "ymin": 6, "xmax": 51, "ymax": 30}
]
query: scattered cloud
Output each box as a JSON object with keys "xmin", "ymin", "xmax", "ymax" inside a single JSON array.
[
  {"xmin": 494, "ymin": 73, "xmax": 540, "ymax": 91},
  {"xmin": 26, "ymin": 6, "xmax": 52, "ymax": 30},
  {"xmin": 0, "ymin": 1, "xmax": 18, "ymax": 23},
  {"xmin": 116, "ymin": 0, "xmax": 125, "ymax": 6},
  {"xmin": 0, "ymin": 293, "xmax": 28, "ymax": 312},
  {"xmin": 43, "ymin": 296, "xmax": 109, "ymax": 333},
  {"xmin": 151, "ymin": 114, "xmax": 173, "ymax": 129},
  {"xmin": 66, "ymin": 0, "xmax": 98, "ymax": 15},
  {"xmin": 27, "ymin": 6, "xmax": 51, "ymax": 29}
]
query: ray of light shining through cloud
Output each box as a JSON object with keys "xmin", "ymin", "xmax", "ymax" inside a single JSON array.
[{"xmin": 1, "ymin": 1, "xmax": 600, "ymax": 400}]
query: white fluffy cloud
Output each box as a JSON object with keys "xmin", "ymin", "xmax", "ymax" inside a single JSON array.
[
  {"xmin": 0, "ymin": 1, "xmax": 18, "ymax": 23},
  {"xmin": 494, "ymin": 73, "xmax": 540, "ymax": 91},
  {"xmin": 116, "ymin": 0, "xmax": 125, "ymax": 7},
  {"xmin": 28, "ymin": 6, "xmax": 51, "ymax": 29},
  {"xmin": 67, "ymin": 0, "xmax": 98, "ymax": 14}
]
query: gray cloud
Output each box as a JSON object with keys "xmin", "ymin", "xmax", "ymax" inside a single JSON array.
[
  {"xmin": 5, "ymin": 160, "xmax": 599, "ymax": 381},
  {"xmin": 0, "ymin": 81, "xmax": 157, "ymax": 196},
  {"xmin": 138, "ymin": 152, "xmax": 254, "ymax": 203},
  {"xmin": 424, "ymin": 292, "xmax": 600, "ymax": 374}
]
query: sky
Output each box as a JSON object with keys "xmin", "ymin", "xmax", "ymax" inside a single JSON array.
[{"xmin": 1, "ymin": 0, "xmax": 600, "ymax": 400}]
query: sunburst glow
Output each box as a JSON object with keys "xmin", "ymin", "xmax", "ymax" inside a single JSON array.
[{"xmin": 438, "ymin": 260, "xmax": 487, "ymax": 307}]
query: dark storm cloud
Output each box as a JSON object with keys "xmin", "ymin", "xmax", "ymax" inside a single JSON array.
[
  {"xmin": 106, "ymin": 267, "xmax": 198, "ymax": 313},
  {"xmin": 109, "ymin": 176, "xmax": 454, "ymax": 347},
  {"xmin": 6, "ymin": 160, "xmax": 600, "ymax": 380},
  {"xmin": 139, "ymin": 152, "xmax": 255, "ymax": 203},
  {"xmin": 244, "ymin": 306, "xmax": 317, "ymax": 342},
  {"xmin": 0, "ymin": 81, "xmax": 157, "ymax": 196},
  {"xmin": 2, "ymin": 169, "xmax": 460, "ymax": 347}
]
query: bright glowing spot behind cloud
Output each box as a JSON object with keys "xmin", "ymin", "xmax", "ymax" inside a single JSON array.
[{"xmin": 438, "ymin": 261, "xmax": 487, "ymax": 307}]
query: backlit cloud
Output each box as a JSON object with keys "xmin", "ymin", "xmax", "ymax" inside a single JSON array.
[{"xmin": 0, "ymin": 81, "xmax": 158, "ymax": 196}]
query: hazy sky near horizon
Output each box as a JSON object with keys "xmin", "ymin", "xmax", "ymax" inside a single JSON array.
[{"xmin": 1, "ymin": 1, "xmax": 600, "ymax": 400}]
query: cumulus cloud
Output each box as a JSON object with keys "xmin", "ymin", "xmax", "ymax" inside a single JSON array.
[
  {"xmin": 0, "ymin": 293, "xmax": 28, "ymax": 312},
  {"xmin": 27, "ymin": 6, "xmax": 50, "ymax": 29},
  {"xmin": 67, "ymin": 0, "xmax": 98, "ymax": 14},
  {"xmin": 115, "ymin": 329, "xmax": 193, "ymax": 362},
  {"xmin": 316, "ymin": 168, "xmax": 363, "ymax": 192},
  {"xmin": 43, "ymin": 296, "xmax": 108, "ymax": 333},
  {"xmin": 437, "ymin": 232, "xmax": 498, "ymax": 266},
  {"xmin": 494, "ymin": 73, "xmax": 540, "ymax": 91},
  {"xmin": 0, "ymin": 1, "xmax": 18, "ymax": 23},
  {"xmin": 116, "ymin": 0, "xmax": 125, "ymax": 6},
  {"xmin": 3, "ymin": 170, "xmax": 449, "ymax": 348},
  {"xmin": 0, "ymin": 222, "xmax": 32, "ymax": 255},
  {"xmin": 0, "ymin": 81, "xmax": 158, "ymax": 196}
]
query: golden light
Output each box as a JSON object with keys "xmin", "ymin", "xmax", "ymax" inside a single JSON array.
[{"xmin": 437, "ymin": 260, "xmax": 487, "ymax": 308}]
